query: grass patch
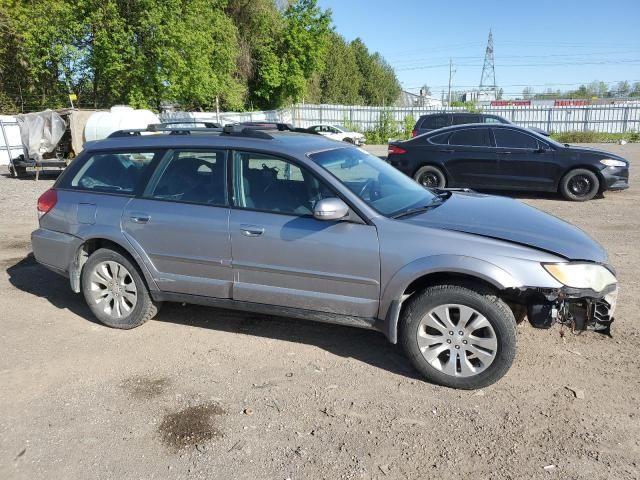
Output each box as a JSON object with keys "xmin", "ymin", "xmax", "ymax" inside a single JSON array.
[{"xmin": 551, "ymin": 131, "xmax": 640, "ymax": 143}]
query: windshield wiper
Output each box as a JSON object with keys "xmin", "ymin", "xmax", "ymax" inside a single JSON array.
[{"xmin": 391, "ymin": 199, "xmax": 444, "ymax": 219}]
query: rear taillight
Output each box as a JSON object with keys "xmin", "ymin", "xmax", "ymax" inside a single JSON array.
[
  {"xmin": 411, "ymin": 129, "xmax": 417, "ymax": 138},
  {"xmin": 388, "ymin": 145, "xmax": 407, "ymax": 155},
  {"xmin": 37, "ymin": 189, "xmax": 57, "ymax": 218}
]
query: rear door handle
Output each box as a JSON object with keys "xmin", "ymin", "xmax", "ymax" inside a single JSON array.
[
  {"xmin": 439, "ymin": 149, "xmax": 454, "ymax": 153},
  {"xmin": 240, "ymin": 224, "xmax": 265, "ymax": 237},
  {"xmin": 130, "ymin": 213, "xmax": 150, "ymax": 224}
]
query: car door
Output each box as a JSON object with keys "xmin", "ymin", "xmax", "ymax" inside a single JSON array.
[
  {"xmin": 493, "ymin": 128, "xmax": 557, "ymax": 190},
  {"xmin": 122, "ymin": 149, "xmax": 233, "ymax": 298},
  {"xmin": 228, "ymin": 150, "xmax": 380, "ymax": 318},
  {"xmin": 441, "ymin": 127, "xmax": 500, "ymax": 187}
]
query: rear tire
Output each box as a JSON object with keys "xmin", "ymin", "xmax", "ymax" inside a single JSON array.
[
  {"xmin": 399, "ymin": 283, "xmax": 517, "ymax": 389},
  {"xmin": 81, "ymin": 248, "xmax": 161, "ymax": 329},
  {"xmin": 413, "ymin": 165, "xmax": 446, "ymax": 189},
  {"xmin": 560, "ymin": 168, "xmax": 599, "ymax": 201}
]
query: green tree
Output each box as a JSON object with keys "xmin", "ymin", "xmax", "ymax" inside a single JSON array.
[
  {"xmin": 351, "ymin": 38, "xmax": 400, "ymax": 106},
  {"xmin": 522, "ymin": 87, "xmax": 534, "ymax": 100},
  {"xmin": 318, "ymin": 32, "xmax": 362, "ymax": 104},
  {"xmin": 253, "ymin": 0, "xmax": 331, "ymax": 108}
]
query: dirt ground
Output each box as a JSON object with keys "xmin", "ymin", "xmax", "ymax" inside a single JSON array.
[{"xmin": 1, "ymin": 144, "xmax": 639, "ymax": 480}]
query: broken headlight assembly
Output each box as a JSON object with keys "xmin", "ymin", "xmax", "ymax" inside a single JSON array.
[{"xmin": 523, "ymin": 263, "xmax": 617, "ymax": 334}]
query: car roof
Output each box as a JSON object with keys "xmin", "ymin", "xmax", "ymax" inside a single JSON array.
[
  {"xmin": 424, "ymin": 122, "xmax": 529, "ymax": 135},
  {"xmin": 83, "ymin": 131, "xmax": 347, "ymax": 157}
]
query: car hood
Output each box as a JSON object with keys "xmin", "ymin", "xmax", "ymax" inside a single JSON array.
[
  {"xmin": 404, "ymin": 192, "xmax": 608, "ymax": 263},
  {"xmin": 564, "ymin": 145, "xmax": 627, "ymax": 161}
]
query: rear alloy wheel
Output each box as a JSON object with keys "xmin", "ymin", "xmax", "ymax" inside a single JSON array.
[
  {"xmin": 400, "ymin": 283, "xmax": 517, "ymax": 389},
  {"xmin": 560, "ymin": 168, "xmax": 599, "ymax": 201},
  {"xmin": 81, "ymin": 248, "xmax": 161, "ymax": 329},
  {"xmin": 414, "ymin": 165, "xmax": 446, "ymax": 189}
]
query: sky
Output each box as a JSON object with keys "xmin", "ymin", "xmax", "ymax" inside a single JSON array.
[{"xmin": 317, "ymin": 0, "xmax": 640, "ymax": 99}]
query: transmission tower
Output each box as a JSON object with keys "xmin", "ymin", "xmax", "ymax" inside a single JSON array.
[{"xmin": 479, "ymin": 29, "xmax": 497, "ymax": 100}]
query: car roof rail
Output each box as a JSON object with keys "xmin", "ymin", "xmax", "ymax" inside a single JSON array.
[
  {"xmin": 150, "ymin": 121, "xmax": 222, "ymax": 129},
  {"xmin": 107, "ymin": 122, "xmax": 312, "ymax": 139},
  {"xmin": 221, "ymin": 125, "xmax": 274, "ymax": 139}
]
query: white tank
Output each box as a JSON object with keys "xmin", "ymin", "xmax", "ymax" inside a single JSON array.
[{"xmin": 84, "ymin": 106, "xmax": 160, "ymax": 142}]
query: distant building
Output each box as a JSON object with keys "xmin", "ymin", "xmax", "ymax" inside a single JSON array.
[
  {"xmin": 462, "ymin": 90, "xmax": 496, "ymax": 102},
  {"xmin": 395, "ymin": 90, "xmax": 443, "ymax": 108}
]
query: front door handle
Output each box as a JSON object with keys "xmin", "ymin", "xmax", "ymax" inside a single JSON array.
[
  {"xmin": 240, "ymin": 224, "xmax": 265, "ymax": 237},
  {"xmin": 130, "ymin": 213, "xmax": 150, "ymax": 224}
]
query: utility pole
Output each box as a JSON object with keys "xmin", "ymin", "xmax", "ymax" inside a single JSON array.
[{"xmin": 447, "ymin": 58, "xmax": 453, "ymax": 107}]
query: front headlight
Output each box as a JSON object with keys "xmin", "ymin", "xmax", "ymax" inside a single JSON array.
[
  {"xmin": 543, "ymin": 263, "xmax": 616, "ymax": 292},
  {"xmin": 600, "ymin": 158, "xmax": 627, "ymax": 167}
]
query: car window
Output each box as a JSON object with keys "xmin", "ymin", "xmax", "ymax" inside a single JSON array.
[
  {"xmin": 483, "ymin": 116, "xmax": 503, "ymax": 124},
  {"xmin": 448, "ymin": 128, "xmax": 491, "ymax": 147},
  {"xmin": 428, "ymin": 132, "xmax": 450, "ymax": 144},
  {"xmin": 145, "ymin": 150, "xmax": 227, "ymax": 206},
  {"xmin": 421, "ymin": 115, "xmax": 448, "ymax": 130},
  {"xmin": 452, "ymin": 114, "xmax": 479, "ymax": 125},
  {"xmin": 494, "ymin": 129, "xmax": 540, "ymax": 149},
  {"xmin": 233, "ymin": 151, "xmax": 333, "ymax": 215},
  {"xmin": 66, "ymin": 151, "xmax": 158, "ymax": 194},
  {"xmin": 310, "ymin": 147, "xmax": 438, "ymax": 217}
]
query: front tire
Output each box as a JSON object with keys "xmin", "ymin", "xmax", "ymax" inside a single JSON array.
[
  {"xmin": 413, "ymin": 165, "xmax": 446, "ymax": 189},
  {"xmin": 560, "ymin": 168, "xmax": 599, "ymax": 201},
  {"xmin": 400, "ymin": 283, "xmax": 517, "ymax": 389},
  {"xmin": 81, "ymin": 248, "xmax": 161, "ymax": 329}
]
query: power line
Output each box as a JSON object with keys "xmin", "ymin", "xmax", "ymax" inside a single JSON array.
[
  {"xmin": 396, "ymin": 59, "xmax": 640, "ymax": 72},
  {"xmin": 391, "ymin": 50, "xmax": 639, "ymax": 67},
  {"xmin": 403, "ymin": 79, "xmax": 640, "ymax": 90}
]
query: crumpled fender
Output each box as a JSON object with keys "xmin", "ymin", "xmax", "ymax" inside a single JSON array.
[{"xmin": 379, "ymin": 255, "xmax": 521, "ymax": 343}]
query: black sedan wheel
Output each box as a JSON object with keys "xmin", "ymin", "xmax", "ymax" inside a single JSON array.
[
  {"xmin": 560, "ymin": 168, "xmax": 600, "ymax": 201},
  {"xmin": 414, "ymin": 165, "xmax": 446, "ymax": 188}
]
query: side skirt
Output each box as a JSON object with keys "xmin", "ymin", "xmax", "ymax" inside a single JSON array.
[{"xmin": 151, "ymin": 291, "xmax": 383, "ymax": 332}]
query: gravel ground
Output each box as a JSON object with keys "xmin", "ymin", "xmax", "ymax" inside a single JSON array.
[{"xmin": 1, "ymin": 144, "xmax": 639, "ymax": 480}]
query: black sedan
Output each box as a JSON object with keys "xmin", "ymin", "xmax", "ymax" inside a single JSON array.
[{"xmin": 387, "ymin": 124, "xmax": 629, "ymax": 201}]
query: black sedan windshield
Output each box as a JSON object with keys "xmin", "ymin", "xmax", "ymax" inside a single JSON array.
[{"xmin": 310, "ymin": 147, "xmax": 438, "ymax": 216}]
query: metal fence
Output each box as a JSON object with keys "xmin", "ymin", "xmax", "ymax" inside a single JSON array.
[{"xmin": 163, "ymin": 103, "xmax": 640, "ymax": 135}]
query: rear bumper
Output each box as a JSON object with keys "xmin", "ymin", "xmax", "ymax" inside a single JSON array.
[
  {"xmin": 31, "ymin": 228, "xmax": 82, "ymax": 276},
  {"xmin": 601, "ymin": 166, "xmax": 629, "ymax": 191},
  {"xmin": 387, "ymin": 156, "xmax": 414, "ymax": 176}
]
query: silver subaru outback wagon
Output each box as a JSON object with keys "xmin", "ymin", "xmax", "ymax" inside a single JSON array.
[{"xmin": 31, "ymin": 125, "xmax": 618, "ymax": 389}]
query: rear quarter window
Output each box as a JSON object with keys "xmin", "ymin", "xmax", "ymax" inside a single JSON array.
[
  {"xmin": 420, "ymin": 115, "xmax": 449, "ymax": 130},
  {"xmin": 428, "ymin": 132, "xmax": 450, "ymax": 144},
  {"xmin": 60, "ymin": 150, "xmax": 160, "ymax": 194}
]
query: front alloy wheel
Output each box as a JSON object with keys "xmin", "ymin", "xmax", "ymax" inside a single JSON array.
[
  {"xmin": 400, "ymin": 283, "xmax": 517, "ymax": 389},
  {"xmin": 417, "ymin": 304, "xmax": 498, "ymax": 377}
]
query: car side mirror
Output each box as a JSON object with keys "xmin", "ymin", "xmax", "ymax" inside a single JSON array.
[{"xmin": 313, "ymin": 197, "xmax": 349, "ymax": 221}]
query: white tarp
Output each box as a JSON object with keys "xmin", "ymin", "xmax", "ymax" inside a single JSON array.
[{"xmin": 15, "ymin": 110, "xmax": 66, "ymax": 161}]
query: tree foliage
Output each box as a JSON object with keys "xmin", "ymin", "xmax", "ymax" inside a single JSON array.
[{"xmin": 0, "ymin": 0, "xmax": 401, "ymax": 113}]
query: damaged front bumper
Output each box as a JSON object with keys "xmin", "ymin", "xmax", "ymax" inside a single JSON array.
[{"xmin": 514, "ymin": 284, "xmax": 617, "ymax": 335}]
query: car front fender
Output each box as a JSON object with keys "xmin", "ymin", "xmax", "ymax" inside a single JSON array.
[{"xmin": 378, "ymin": 255, "xmax": 521, "ymax": 343}]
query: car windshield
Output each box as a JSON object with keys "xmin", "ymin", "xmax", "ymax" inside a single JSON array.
[
  {"xmin": 333, "ymin": 125, "xmax": 347, "ymax": 132},
  {"xmin": 309, "ymin": 147, "xmax": 439, "ymax": 217}
]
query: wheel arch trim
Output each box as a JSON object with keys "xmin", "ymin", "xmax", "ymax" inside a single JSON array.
[
  {"xmin": 69, "ymin": 234, "xmax": 159, "ymax": 293},
  {"xmin": 379, "ymin": 255, "xmax": 520, "ymax": 343}
]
